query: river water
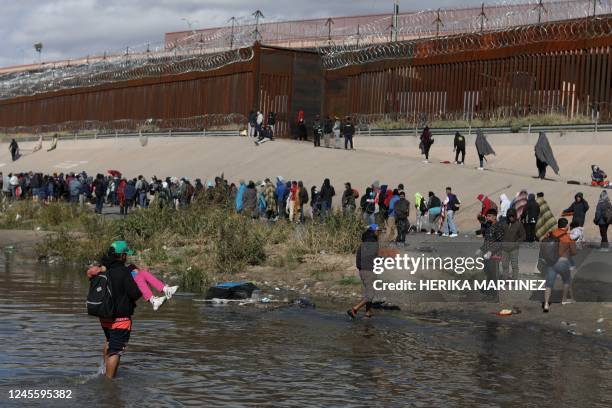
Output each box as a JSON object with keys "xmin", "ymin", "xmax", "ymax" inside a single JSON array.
[{"xmin": 1, "ymin": 253, "xmax": 611, "ymax": 407}]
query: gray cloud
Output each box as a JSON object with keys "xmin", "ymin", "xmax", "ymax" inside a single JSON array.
[{"xmin": 0, "ymin": 0, "xmax": 463, "ymax": 67}]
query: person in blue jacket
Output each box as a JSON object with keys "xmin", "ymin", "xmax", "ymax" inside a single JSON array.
[
  {"xmin": 235, "ymin": 180, "xmax": 246, "ymax": 212},
  {"xmin": 275, "ymin": 176, "xmax": 287, "ymax": 218}
]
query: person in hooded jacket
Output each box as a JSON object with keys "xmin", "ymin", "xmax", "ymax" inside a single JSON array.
[
  {"xmin": 453, "ymin": 132, "xmax": 466, "ymax": 164},
  {"xmin": 319, "ymin": 178, "xmax": 335, "ymax": 220},
  {"xmin": 414, "ymin": 192, "xmax": 427, "ymax": 232},
  {"xmin": 242, "ymin": 181, "xmax": 258, "ymax": 219},
  {"xmin": 521, "ymin": 193, "xmax": 540, "ymax": 242},
  {"xmin": 236, "ymin": 180, "xmax": 247, "ymax": 213},
  {"xmin": 347, "ymin": 224, "xmax": 380, "ymax": 320},
  {"xmin": 342, "ymin": 182, "xmax": 356, "ymax": 213},
  {"xmin": 563, "ymin": 192, "xmax": 589, "ymax": 227},
  {"xmin": 534, "ymin": 132, "xmax": 560, "ymax": 179},
  {"xmin": 426, "ymin": 191, "xmax": 442, "ymax": 235},
  {"xmin": 394, "ymin": 192, "xmax": 410, "ymax": 243},
  {"xmin": 594, "ymin": 190, "xmax": 612, "ymax": 249},
  {"xmin": 360, "ymin": 187, "xmax": 376, "ymax": 224},
  {"xmin": 499, "ymin": 193, "xmax": 511, "ymax": 223},
  {"xmin": 420, "ymin": 126, "xmax": 433, "ymax": 163},
  {"xmin": 475, "ymin": 129, "xmax": 495, "ymax": 170},
  {"xmin": 9, "ymin": 139, "xmax": 19, "ymax": 161},
  {"xmin": 264, "ymin": 179, "xmax": 277, "ymax": 220},
  {"xmin": 275, "ymin": 177, "xmax": 287, "ymax": 218},
  {"xmin": 476, "ymin": 194, "xmax": 497, "ymax": 236},
  {"xmin": 502, "ymin": 208, "xmax": 525, "ymax": 279}
]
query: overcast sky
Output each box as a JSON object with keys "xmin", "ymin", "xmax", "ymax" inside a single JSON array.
[{"xmin": 0, "ymin": 0, "xmax": 468, "ymax": 68}]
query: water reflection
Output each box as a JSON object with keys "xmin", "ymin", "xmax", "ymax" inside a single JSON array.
[{"xmin": 0, "ymin": 253, "xmax": 610, "ymax": 407}]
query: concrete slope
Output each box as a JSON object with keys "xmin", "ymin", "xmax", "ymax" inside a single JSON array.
[{"xmin": 1, "ymin": 135, "xmax": 610, "ymax": 239}]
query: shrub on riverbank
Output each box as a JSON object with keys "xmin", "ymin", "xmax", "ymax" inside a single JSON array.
[{"xmin": 1, "ymin": 199, "xmax": 365, "ymax": 292}]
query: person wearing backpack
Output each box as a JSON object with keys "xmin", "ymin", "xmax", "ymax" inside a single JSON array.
[
  {"xmin": 542, "ymin": 218, "xmax": 576, "ymax": 312},
  {"xmin": 93, "ymin": 241, "xmax": 142, "ymax": 379},
  {"xmin": 414, "ymin": 192, "xmax": 427, "ymax": 232},
  {"xmin": 360, "ymin": 187, "xmax": 376, "ymax": 224},
  {"xmin": 594, "ymin": 190, "xmax": 612, "ymax": 250}
]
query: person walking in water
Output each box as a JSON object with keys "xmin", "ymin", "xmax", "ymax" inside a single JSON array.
[
  {"xmin": 347, "ymin": 224, "xmax": 380, "ymax": 319},
  {"xmin": 97, "ymin": 241, "xmax": 141, "ymax": 379}
]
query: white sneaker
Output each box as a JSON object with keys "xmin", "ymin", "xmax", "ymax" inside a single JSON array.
[
  {"xmin": 477, "ymin": 167, "xmax": 484, "ymax": 171},
  {"xmin": 163, "ymin": 285, "xmax": 179, "ymax": 299},
  {"xmin": 422, "ymin": 160, "xmax": 429, "ymax": 164},
  {"xmin": 442, "ymin": 233, "xmax": 449, "ymax": 237},
  {"xmin": 450, "ymin": 233, "xmax": 458, "ymax": 238},
  {"xmin": 460, "ymin": 163, "xmax": 464, "ymax": 166},
  {"xmin": 150, "ymin": 296, "xmax": 166, "ymax": 311},
  {"xmin": 426, "ymin": 231, "xmax": 432, "ymax": 235},
  {"xmin": 562, "ymin": 299, "xmax": 576, "ymax": 305}
]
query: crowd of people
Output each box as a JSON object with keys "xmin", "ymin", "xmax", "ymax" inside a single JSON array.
[{"xmin": 2, "ymin": 169, "xmax": 611, "ymax": 250}]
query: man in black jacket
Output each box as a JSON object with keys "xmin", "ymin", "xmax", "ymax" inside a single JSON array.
[
  {"xmin": 348, "ymin": 225, "xmax": 380, "ymax": 319},
  {"xmin": 453, "ymin": 132, "xmax": 466, "ymax": 165},
  {"xmin": 100, "ymin": 241, "xmax": 141, "ymax": 379},
  {"xmin": 394, "ymin": 192, "xmax": 410, "ymax": 243},
  {"xmin": 343, "ymin": 117, "xmax": 355, "ymax": 150},
  {"xmin": 478, "ymin": 208, "xmax": 505, "ymax": 299}
]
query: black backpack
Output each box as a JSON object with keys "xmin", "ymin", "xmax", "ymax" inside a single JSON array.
[
  {"xmin": 86, "ymin": 271, "xmax": 114, "ymax": 318},
  {"xmin": 537, "ymin": 234, "xmax": 562, "ymax": 271}
]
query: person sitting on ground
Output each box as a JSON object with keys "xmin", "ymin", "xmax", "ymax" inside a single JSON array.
[
  {"xmin": 591, "ymin": 165, "xmax": 608, "ymax": 186},
  {"xmin": 347, "ymin": 224, "xmax": 380, "ymax": 320},
  {"xmin": 542, "ymin": 218, "xmax": 576, "ymax": 312}
]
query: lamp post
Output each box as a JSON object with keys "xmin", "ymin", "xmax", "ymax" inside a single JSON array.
[{"xmin": 34, "ymin": 42, "xmax": 43, "ymax": 64}]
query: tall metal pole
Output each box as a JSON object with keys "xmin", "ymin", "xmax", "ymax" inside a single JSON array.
[
  {"xmin": 478, "ymin": 3, "xmax": 488, "ymax": 33},
  {"xmin": 325, "ymin": 18, "xmax": 334, "ymax": 45},
  {"xmin": 228, "ymin": 17, "xmax": 237, "ymax": 49},
  {"xmin": 433, "ymin": 8, "xmax": 443, "ymax": 37},
  {"xmin": 392, "ymin": 0, "xmax": 400, "ymax": 42},
  {"xmin": 253, "ymin": 10, "xmax": 264, "ymax": 43}
]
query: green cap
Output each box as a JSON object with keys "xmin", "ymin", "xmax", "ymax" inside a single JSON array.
[{"xmin": 110, "ymin": 240, "xmax": 134, "ymax": 255}]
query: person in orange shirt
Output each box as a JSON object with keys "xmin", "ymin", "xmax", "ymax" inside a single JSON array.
[{"xmin": 542, "ymin": 218, "xmax": 577, "ymax": 312}]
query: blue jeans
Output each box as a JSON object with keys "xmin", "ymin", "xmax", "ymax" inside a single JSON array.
[
  {"xmin": 363, "ymin": 212, "xmax": 375, "ymax": 225},
  {"xmin": 443, "ymin": 210, "xmax": 457, "ymax": 234},
  {"xmin": 545, "ymin": 258, "xmax": 571, "ymax": 288},
  {"xmin": 139, "ymin": 192, "xmax": 147, "ymax": 208},
  {"xmin": 320, "ymin": 202, "xmax": 330, "ymax": 220}
]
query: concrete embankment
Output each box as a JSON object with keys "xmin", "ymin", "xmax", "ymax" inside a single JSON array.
[{"xmin": 1, "ymin": 132, "xmax": 611, "ymax": 238}]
